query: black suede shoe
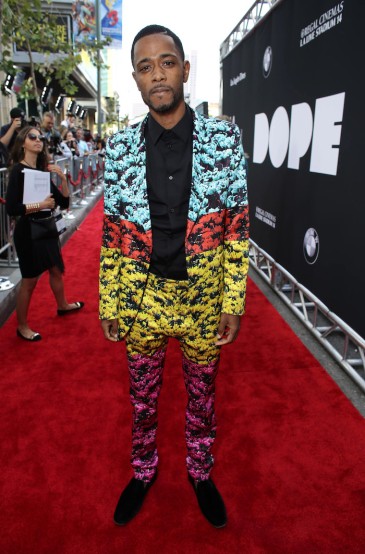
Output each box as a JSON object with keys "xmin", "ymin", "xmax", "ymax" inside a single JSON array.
[
  {"xmin": 113, "ymin": 473, "xmax": 157, "ymax": 525},
  {"xmin": 188, "ymin": 474, "xmax": 227, "ymax": 528}
]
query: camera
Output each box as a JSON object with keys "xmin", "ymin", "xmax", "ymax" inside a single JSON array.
[
  {"xmin": 20, "ymin": 115, "xmax": 39, "ymax": 129},
  {"xmin": 27, "ymin": 116, "xmax": 38, "ymax": 127},
  {"xmin": 67, "ymin": 139, "xmax": 78, "ymax": 156},
  {"xmin": 47, "ymin": 135, "xmax": 62, "ymax": 155}
]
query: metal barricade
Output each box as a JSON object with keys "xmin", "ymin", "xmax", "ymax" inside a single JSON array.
[
  {"xmin": 74, "ymin": 153, "xmax": 103, "ymax": 206},
  {"xmin": 96, "ymin": 154, "xmax": 104, "ymax": 188},
  {"xmin": 88, "ymin": 153, "xmax": 99, "ymax": 197},
  {"xmin": 66, "ymin": 156, "xmax": 84, "ymax": 208},
  {"xmin": 0, "ymin": 167, "xmax": 18, "ymax": 288},
  {"xmin": 53, "ymin": 156, "xmax": 69, "ymax": 176},
  {"xmin": 55, "ymin": 153, "xmax": 104, "ymax": 215},
  {"xmin": 80, "ymin": 155, "xmax": 92, "ymax": 201},
  {"xmin": 52, "ymin": 156, "xmax": 76, "ymax": 220}
]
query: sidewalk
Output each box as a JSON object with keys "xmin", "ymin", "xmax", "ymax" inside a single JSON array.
[{"xmin": 0, "ymin": 187, "xmax": 103, "ymax": 328}]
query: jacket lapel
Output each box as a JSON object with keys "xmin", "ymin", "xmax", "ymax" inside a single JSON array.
[
  {"xmin": 127, "ymin": 118, "xmax": 153, "ymax": 250},
  {"xmin": 186, "ymin": 112, "xmax": 212, "ymax": 238}
]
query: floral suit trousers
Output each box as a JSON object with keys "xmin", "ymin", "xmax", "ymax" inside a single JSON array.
[{"xmin": 125, "ymin": 272, "xmax": 221, "ymax": 483}]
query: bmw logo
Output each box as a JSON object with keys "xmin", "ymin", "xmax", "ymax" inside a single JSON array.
[
  {"xmin": 303, "ymin": 228, "xmax": 320, "ymax": 264},
  {"xmin": 263, "ymin": 46, "xmax": 273, "ymax": 78}
]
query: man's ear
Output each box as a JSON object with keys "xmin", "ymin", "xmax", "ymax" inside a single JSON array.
[{"xmin": 183, "ymin": 61, "xmax": 190, "ymax": 84}]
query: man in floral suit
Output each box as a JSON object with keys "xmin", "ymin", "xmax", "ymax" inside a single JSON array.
[{"xmin": 100, "ymin": 24, "xmax": 249, "ymax": 528}]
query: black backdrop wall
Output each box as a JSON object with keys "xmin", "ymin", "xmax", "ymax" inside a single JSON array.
[{"xmin": 222, "ymin": 0, "xmax": 365, "ymax": 339}]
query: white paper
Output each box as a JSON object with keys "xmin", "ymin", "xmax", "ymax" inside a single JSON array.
[{"xmin": 22, "ymin": 169, "xmax": 50, "ymax": 204}]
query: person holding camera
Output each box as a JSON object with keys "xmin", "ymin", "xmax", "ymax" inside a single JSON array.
[
  {"xmin": 0, "ymin": 107, "xmax": 26, "ymax": 155},
  {"xmin": 5, "ymin": 126, "xmax": 84, "ymax": 342},
  {"xmin": 41, "ymin": 112, "xmax": 62, "ymax": 156},
  {"xmin": 63, "ymin": 130, "xmax": 80, "ymax": 157},
  {"xmin": 57, "ymin": 138, "xmax": 73, "ymax": 159}
]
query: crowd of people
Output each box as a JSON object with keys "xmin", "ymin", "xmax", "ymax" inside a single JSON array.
[{"xmin": 0, "ymin": 108, "xmax": 106, "ymax": 168}]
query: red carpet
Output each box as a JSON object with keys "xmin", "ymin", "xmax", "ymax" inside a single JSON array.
[{"xmin": 1, "ymin": 199, "xmax": 365, "ymax": 554}]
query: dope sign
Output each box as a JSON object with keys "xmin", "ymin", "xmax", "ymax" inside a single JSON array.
[{"xmin": 253, "ymin": 92, "xmax": 345, "ymax": 176}]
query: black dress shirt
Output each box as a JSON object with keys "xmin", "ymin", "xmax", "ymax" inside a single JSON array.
[{"xmin": 145, "ymin": 106, "xmax": 193, "ymax": 280}]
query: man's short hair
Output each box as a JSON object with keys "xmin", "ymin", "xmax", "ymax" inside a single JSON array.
[
  {"xmin": 131, "ymin": 24, "xmax": 185, "ymax": 67},
  {"xmin": 10, "ymin": 107, "xmax": 24, "ymax": 119}
]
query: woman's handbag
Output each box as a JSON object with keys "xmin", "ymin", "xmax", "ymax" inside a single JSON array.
[
  {"xmin": 30, "ymin": 214, "xmax": 60, "ymax": 240},
  {"xmin": 54, "ymin": 210, "xmax": 67, "ymax": 236}
]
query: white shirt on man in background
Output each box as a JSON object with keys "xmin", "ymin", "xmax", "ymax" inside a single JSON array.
[{"xmin": 76, "ymin": 128, "xmax": 89, "ymax": 157}]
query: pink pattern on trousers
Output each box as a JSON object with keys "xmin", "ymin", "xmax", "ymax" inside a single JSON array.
[{"xmin": 128, "ymin": 349, "xmax": 218, "ymax": 483}]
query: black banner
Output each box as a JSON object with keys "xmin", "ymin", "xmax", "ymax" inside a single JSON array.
[{"xmin": 222, "ymin": 0, "xmax": 365, "ymax": 339}]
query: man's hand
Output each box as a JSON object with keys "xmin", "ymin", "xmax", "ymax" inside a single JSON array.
[
  {"xmin": 215, "ymin": 313, "xmax": 241, "ymax": 346},
  {"xmin": 11, "ymin": 118, "xmax": 22, "ymax": 130},
  {"xmin": 101, "ymin": 319, "xmax": 119, "ymax": 342}
]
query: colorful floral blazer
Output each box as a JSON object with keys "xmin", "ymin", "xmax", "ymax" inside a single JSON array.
[{"xmin": 99, "ymin": 110, "xmax": 249, "ymax": 339}]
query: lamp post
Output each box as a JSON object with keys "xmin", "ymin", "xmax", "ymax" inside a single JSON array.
[
  {"xmin": 95, "ymin": 0, "xmax": 102, "ymax": 136},
  {"xmin": 116, "ymin": 101, "xmax": 120, "ymax": 130}
]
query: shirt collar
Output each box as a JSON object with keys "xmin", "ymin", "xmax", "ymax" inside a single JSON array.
[{"xmin": 147, "ymin": 105, "xmax": 192, "ymax": 145}]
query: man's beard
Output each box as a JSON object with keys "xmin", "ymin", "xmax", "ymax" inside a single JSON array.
[{"xmin": 143, "ymin": 86, "xmax": 184, "ymax": 113}]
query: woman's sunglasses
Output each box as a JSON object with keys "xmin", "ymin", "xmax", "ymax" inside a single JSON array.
[{"xmin": 27, "ymin": 133, "xmax": 46, "ymax": 142}]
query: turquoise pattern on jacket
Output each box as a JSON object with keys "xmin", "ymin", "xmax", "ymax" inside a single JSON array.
[{"xmin": 103, "ymin": 110, "xmax": 247, "ymax": 232}]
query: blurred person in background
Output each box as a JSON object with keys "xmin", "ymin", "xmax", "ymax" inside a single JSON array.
[
  {"xmin": 75, "ymin": 127, "xmax": 89, "ymax": 156},
  {"xmin": 57, "ymin": 135, "xmax": 73, "ymax": 159},
  {"xmin": 40, "ymin": 112, "xmax": 62, "ymax": 157},
  {"xmin": 5, "ymin": 126, "xmax": 84, "ymax": 342},
  {"xmin": 83, "ymin": 129, "xmax": 96, "ymax": 152},
  {"xmin": 61, "ymin": 113, "xmax": 77, "ymax": 134},
  {"xmin": 0, "ymin": 107, "xmax": 26, "ymax": 154},
  {"xmin": 63, "ymin": 130, "xmax": 80, "ymax": 157},
  {"xmin": 95, "ymin": 135, "xmax": 106, "ymax": 157}
]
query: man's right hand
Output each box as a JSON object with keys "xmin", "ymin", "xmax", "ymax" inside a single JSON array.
[
  {"xmin": 12, "ymin": 118, "xmax": 22, "ymax": 130},
  {"xmin": 101, "ymin": 319, "xmax": 119, "ymax": 342}
]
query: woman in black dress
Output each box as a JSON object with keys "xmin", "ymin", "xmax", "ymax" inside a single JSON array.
[{"xmin": 6, "ymin": 126, "xmax": 84, "ymax": 341}]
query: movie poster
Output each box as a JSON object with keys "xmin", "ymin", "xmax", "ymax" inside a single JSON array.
[
  {"xmin": 101, "ymin": 0, "xmax": 123, "ymax": 46},
  {"xmin": 72, "ymin": 0, "xmax": 122, "ymax": 46},
  {"xmin": 72, "ymin": 0, "xmax": 97, "ymax": 43}
]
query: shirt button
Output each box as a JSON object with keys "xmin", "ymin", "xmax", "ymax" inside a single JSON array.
[{"xmin": 168, "ymin": 175, "xmax": 173, "ymax": 180}]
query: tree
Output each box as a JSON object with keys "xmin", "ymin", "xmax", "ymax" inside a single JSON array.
[
  {"xmin": 103, "ymin": 95, "xmax": 129, "ymax": 133},
  {"xmin": 0, "ymin": 0, "xmax": 111, "ymax": 117}
]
